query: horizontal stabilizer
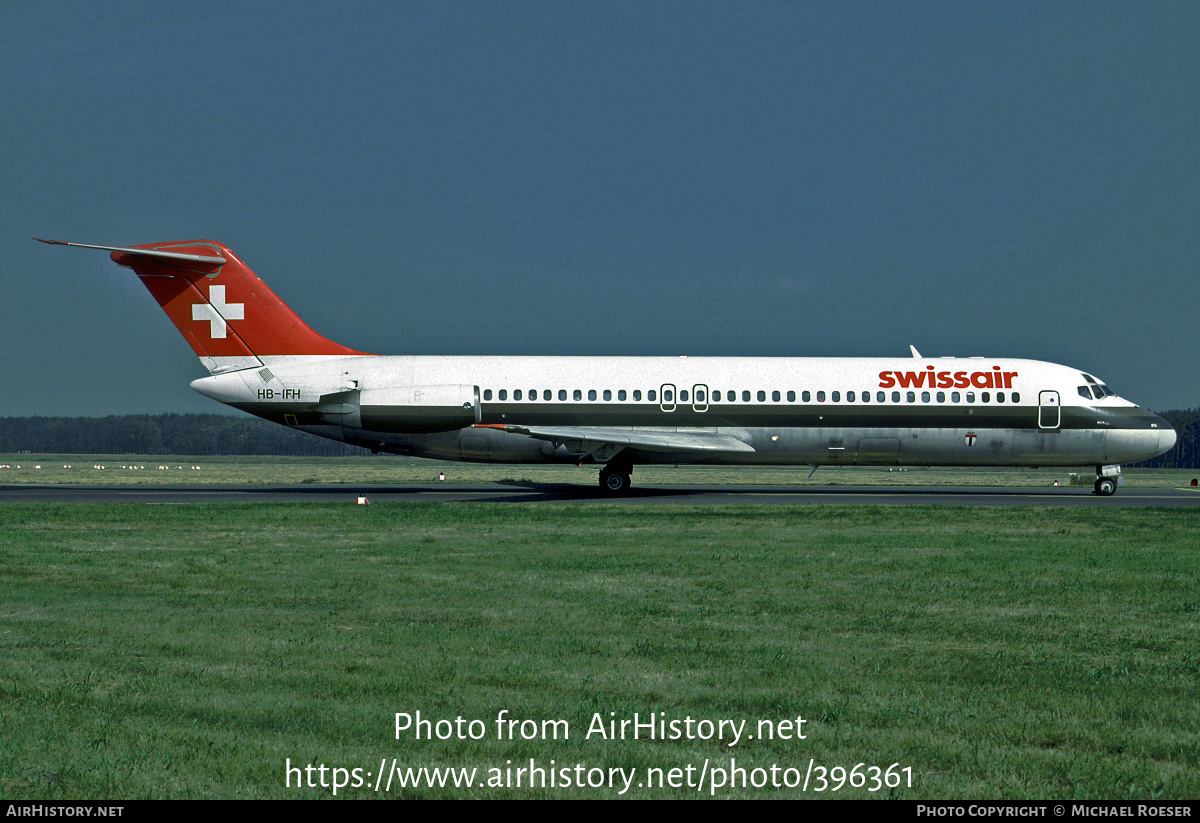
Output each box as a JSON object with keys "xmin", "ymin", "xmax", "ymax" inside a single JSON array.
[{"xmin": 34, "ymin": 238, "xmax": 227, "ymax": 264}]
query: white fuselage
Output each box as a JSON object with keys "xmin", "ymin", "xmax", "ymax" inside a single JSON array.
[{"xmin": 191, "ymin": 354, "xmax": 1176, "ymax": 469}]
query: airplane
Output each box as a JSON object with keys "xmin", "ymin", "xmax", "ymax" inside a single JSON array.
[{"xmin": 37, "ymin": 238, "xmax": 1177, "ymax": 496}]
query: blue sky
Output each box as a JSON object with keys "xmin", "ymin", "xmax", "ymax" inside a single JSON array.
[{"xmin": 3, "ymin": 1, "xmax": 1197, "ymax": 415}]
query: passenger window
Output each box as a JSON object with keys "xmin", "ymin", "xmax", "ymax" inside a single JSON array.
[
  {"xmin": 633, "ymin": 390, "xmax": 642, "ymax": 401},
  {"xmin": 802, "ymin": 391, "xmax": 811, "ymax": 402},
  {"xmin": 997, "ymin": 392, "xmax": 1005, "ymax": 403},
  {"xmin": 982, "ymin": 392, "xmax": 990, "ymax": 403},
  {"xmin": 966, "ymin": 392, "xmax": 975, "ymax": 403},
  {"xmin": 742, "ymin": 391, "xmax": 750, "ymax": 402},
  {"xmin": 878, "ymin": 391, "xmax": 887, "ymax": 402},
  {"xmin": 951, "ymin": 391, "xmax": 960, "ymax": 403},
  {"xmin": 772, "ymin": 390, "xmax": 780, "ymax": 402},
  {"xmin": 847, "ymin": 391, "xmax": 855, "ymax": 402},
  {"xmin": 649, "ymin": 390, "xmax": 657, "ymax": 402},
  {"xmin": 892, "ymin": 391, "xmax": 901, "ymax": 402},
  {"xmin": 832, "ymin": 391, "xmax": 840, "ymax": 402},
  {"xmin": 1012, "ymin": 392, "xmax": 1020, "ymax": 403},
  {"xmin": 680, "ymin": 390, "xmax": 688, "ymax": 402},
  {"xmin": 787, "ymin": 390, "xmax": 795, "ymax": 402},
  {"xmin": 588, "ymin": 389, "xmax": 596, "ymax": 401},
  {"xmin": 862, "ymin": 391, "xmax": 870, "ymax": 403},
  {"xmin": 498, "ymin": 389, "xmax": 507, "ymax": 401},
  {"xmin": 514, "ymin": 390, "xmax": 522, "ymax": 400},
  {"xmin": 696, "ymin": 390, "xmax": 705, "ymax": 402},
  {"xmin": 617, "ymin": 390, "xmax": 625, "ymax": 401},
  {"xmin": 543, "ymin": 390, "xmax": 551, "ymax": 401},
  {"xmin": 921, "ymin": 391, "xmax": 930, "ymax": 402},
  {"xmin": 936, "ymin": 391, "xmax": 945, "ymax": 402},
  {"xmin": 558, "ymin": 389, "xmax": 567, "ymax": 401},
  {"xmin": 484, "ymin": 389, "xmax": 493, "ymax": 401},
  {"xmin": 906, "ymin": 391, "xmax": 915, "ymax": 403},
  {"xmin": 755, "ymin": 390, "xmax": 765, "ymax": 402},
  {"xmin": 573, "ymin": 389, "xmax": 582, "ymax": 401}
]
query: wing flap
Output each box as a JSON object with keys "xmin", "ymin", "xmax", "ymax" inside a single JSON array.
[{"xmin": 497, "ymin": 425, "xmax": 755, "ymax": 455}]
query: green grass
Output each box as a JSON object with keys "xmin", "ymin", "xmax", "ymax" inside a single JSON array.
[
  {"xmin": 1, "ymin": 453, "xmax": 1196, "ymax": 488},
  {"xmin": 1, "ymin": 504, "xmax": 1197, "ymax": 798}
]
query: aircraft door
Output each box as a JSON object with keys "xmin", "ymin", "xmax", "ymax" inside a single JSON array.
[
  {"xmin": 692, "ymin": 384, "xmax": 709, "ymax": 412},
  {"xmin": 1038, "ymin": 390, "xmax": 1061, "ymax": 429},
  {"xmin": 660, "ymin": 383, "xmax": 676, "ymax": 412}
]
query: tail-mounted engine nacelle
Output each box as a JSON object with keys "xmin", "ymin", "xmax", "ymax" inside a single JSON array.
[{"xmin": 315, "ymin": 384, "xmax": 480, "ymax": 433}]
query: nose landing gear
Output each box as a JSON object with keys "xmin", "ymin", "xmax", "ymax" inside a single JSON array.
[{"xmin": 1093, "ymin": 465, "xmax": 1121, "ymax": 496}]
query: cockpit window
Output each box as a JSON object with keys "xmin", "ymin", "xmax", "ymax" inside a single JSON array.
[
  {"xmin": 1078, "ymin": 386, "xmax": 1093, "ymax": 400},
  {"xmin": 1080, "ymin": 373, "xmax": 1116, "ymax": 398}
]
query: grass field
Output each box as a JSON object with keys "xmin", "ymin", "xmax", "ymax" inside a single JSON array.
[
  {"xmin": 1, "ymin": 503, "xmax": 1197, "ymax": 798},
  {"xmin": 1, "ymin": 453, "xmax": 1196, "ymax": 489}
]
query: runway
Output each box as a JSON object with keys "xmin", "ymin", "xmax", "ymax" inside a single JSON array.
[{"xmin": 3, "ymin": 483, "xmax": 1199, "ymax": 506}]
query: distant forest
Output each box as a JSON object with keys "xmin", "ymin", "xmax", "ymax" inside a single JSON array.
[
  {"xmin": 1146, "ymin": 409, "xmax": 1200, "ymax": 469},
  {"xmin": 0, "ymin": 414, "xmax": 364, "ymax": 457},
  {"xmin": 1, "ymin": 410, "xmax": 1197, "ymax": 467}
]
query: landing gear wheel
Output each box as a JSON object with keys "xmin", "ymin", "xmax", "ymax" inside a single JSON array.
[
  {"xmin": 1094, "ymin": 477, "xmax": 1117, "ymax": 496},
  {"xmin": 600, "ymin": 469, "xmax": 631, "ymax": 495}
]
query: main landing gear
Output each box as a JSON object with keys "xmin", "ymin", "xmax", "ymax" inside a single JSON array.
[
  {"xmin": 600, "ymin": 468, "xmax": 631, "ymax": 495},
  {"xmin": 598, "ymin": 454, "xmax": 634, "ymax": 496}
]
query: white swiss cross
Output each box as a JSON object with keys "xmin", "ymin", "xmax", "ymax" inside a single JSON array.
[{"xmin": 192, "ymin": 285, "xmax": 244, "ymax": 339}]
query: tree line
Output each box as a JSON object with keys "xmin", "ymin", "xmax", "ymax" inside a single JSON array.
[
  {"xmin": 1135, "ymin": 408, "xmax": 1200, "ymax": 469},
  {"xmin": 0, "ymin": 414, "xmax": 364, "ymax": 457},
  {"xmin": 0, "ymin": 409, "xmax": 1197, "ymax": 466}
]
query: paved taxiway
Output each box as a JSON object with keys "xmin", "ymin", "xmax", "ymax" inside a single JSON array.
[{"xmin": 3, "ymin": 484, "xmax": 1199, "ymax": 506}]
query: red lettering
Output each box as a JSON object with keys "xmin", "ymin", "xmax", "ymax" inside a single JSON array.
[{"xmin": 879, "ymin": 368, "xmax": 1017, "ymax": 390}]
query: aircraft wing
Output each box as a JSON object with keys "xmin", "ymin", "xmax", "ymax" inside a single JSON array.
[{"xmin": 491, "ymin": 425, "xmax": 756, "ymax": 457}]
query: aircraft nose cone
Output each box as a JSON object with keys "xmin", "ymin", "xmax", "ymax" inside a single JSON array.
[
  {"xmin": 1159, "ymin": 423, "xmax": 1177, "ymax": 454},
  {"xmin": 1144, "ymin": 413, "xmax": 1177, "ymax": 457}
]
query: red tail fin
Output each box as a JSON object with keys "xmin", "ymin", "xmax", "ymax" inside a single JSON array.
[{"xmin": 40, "ymin": 239, "xmax": 367, "ymax": 372}]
